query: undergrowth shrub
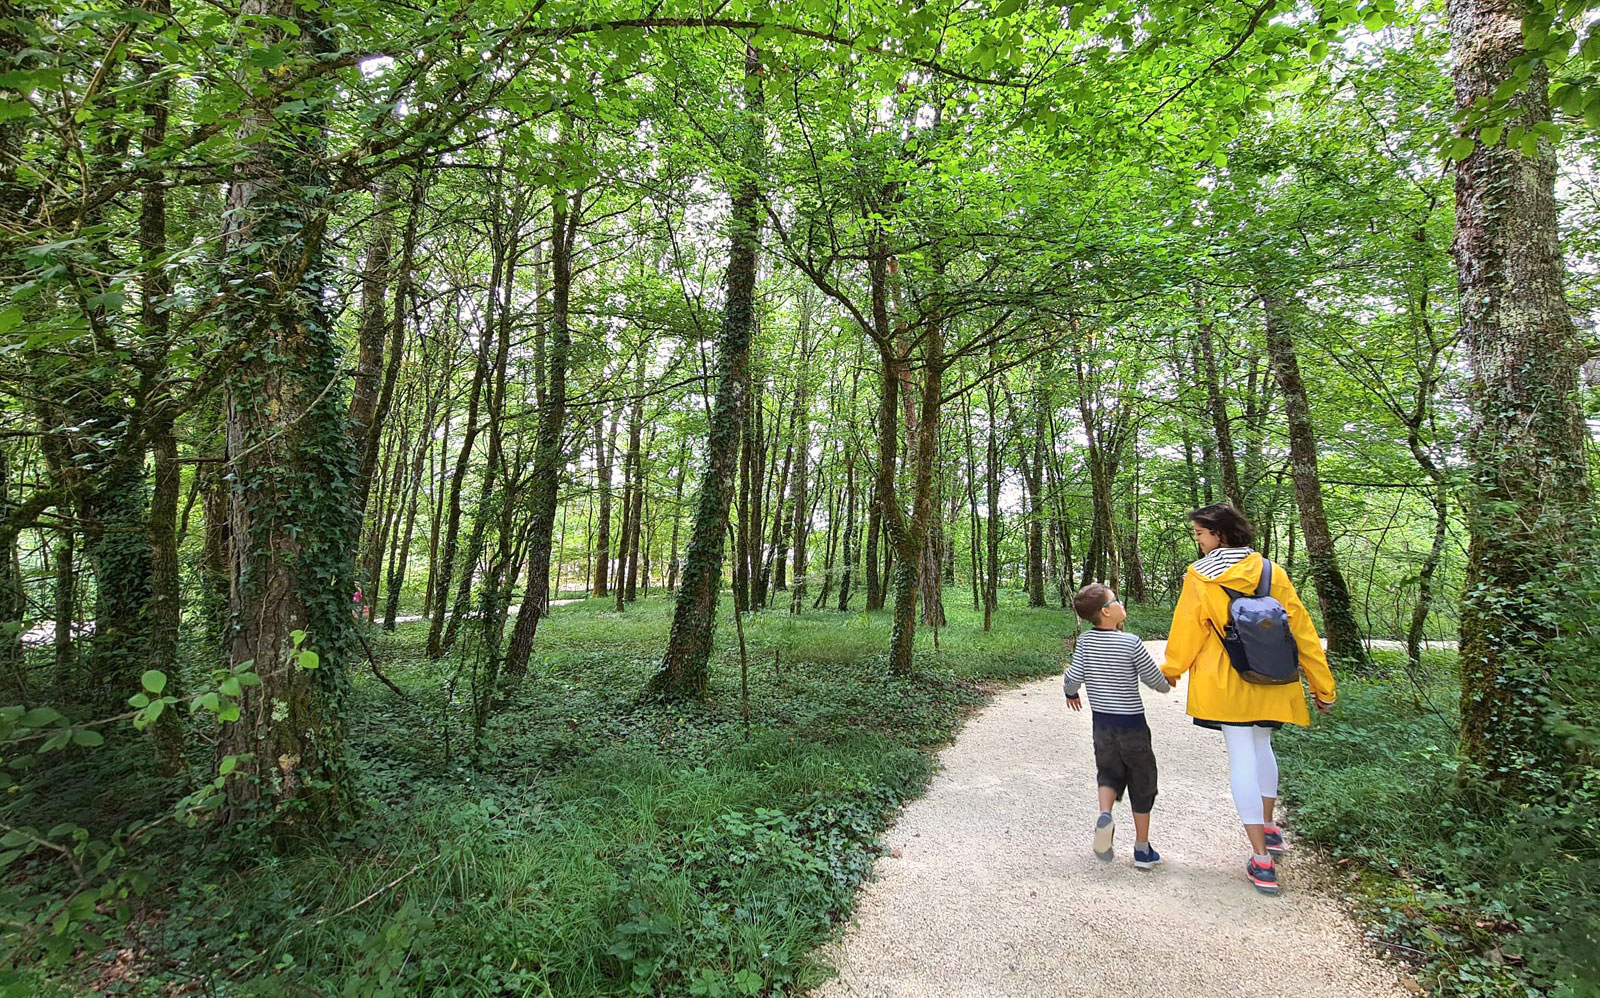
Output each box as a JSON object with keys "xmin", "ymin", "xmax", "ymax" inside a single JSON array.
[
  {"xmin": 28, "ymin": 593, "xmax": 1069, "ymax": 996},
  {"xmin": 1279, "ymin": 647, "xmax": 1599, "ymax": 998}
]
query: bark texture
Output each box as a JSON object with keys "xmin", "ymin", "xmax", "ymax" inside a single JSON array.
[
  {"xmin": 1261, "ymin": 292, "xmax": 1367, "ymax": 667},
  {"xmin": 1447, "ymin": 0, "xmax": 1594, "ymax": 784},
  {"xmin": 651, "ymin": 48, "xmax": 764, "ymax": 697}
]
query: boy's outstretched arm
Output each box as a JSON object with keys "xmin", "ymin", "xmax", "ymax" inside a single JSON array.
[{"xmin": 1132, "ymin": 640, "xmax": 1171, "ymax": 693}]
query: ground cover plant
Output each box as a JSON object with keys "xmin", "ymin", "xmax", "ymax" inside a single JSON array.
[
  {"xmin": 1278, "ymin": 648, "xmax": 1600, "ymax": 998},
  {"xmin": 4, "ymin": 594, "xmax": 1083, "ymax": 996}
]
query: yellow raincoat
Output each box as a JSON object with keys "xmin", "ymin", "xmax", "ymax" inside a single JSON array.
[{"xmin": 1161, "ymin": 552, "xmax": 1336, "ymax": 726}]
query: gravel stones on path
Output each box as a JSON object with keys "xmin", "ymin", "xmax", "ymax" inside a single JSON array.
[{"xmin": 814, "ymin": 640, "xmax": 1403, "ymax": 998}]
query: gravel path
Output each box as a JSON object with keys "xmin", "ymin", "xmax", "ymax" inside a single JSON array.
[{"xmin": 814, "ymin": 640, "xmax": 1404, "ymax": 998}]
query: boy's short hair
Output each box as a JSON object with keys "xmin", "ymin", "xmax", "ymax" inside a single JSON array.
[{"xmin": 1072, "ymin": 583, "xmax": 1113, "ymax": 625}]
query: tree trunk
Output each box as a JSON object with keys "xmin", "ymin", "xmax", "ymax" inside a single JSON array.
[
  {"xmin": 348, "ymin": 181, "xmax": 396, "ymax": 521},
  {"xmin": 0, "ymin": 450, "xmax": 24, "ymax": 696},
  {"xmin": 504, "ymin": 194, "xmax": 576, "ymax": 676},
  {"xmin": 838, "ymin": 445, "xmax": 857, "ymax": 611},
  {"xmin": 1025, "ymin": 402, "xmax": 1046, "ymax": 607},
  {"xmin": 623, "ymin": 368, "xmax": 646, "ymax": 602},
  {"xmin": 758, "ymin": 436, "xmax": 792, "ymax": 608},
  {"xmin": 1261, "ymin": 292, "xmax": 1366, "ymax": 667},
  {"xmin": 984, "ymin": 381, "xmax": 1000, "ymax": 630},
  {"xmin": 734, "ymin": 405, "xmax": 752, "ymax": 609},
  {"xmin": 441, "ymin": 217, "xmax": 517, "ymax": 653},
  {"xmin": 217, "ymin": 0, "xmax": 356, "ymax": 824},
  {"xmin": 426, "ymin": 309, "xmax": 493, "ymax": 658},
  {"xmin": 592, "ymin": 416, "xmax": 614, "ymax": 597},
  {"xmin": 788, "ymin": 356, "xmax": 811, "ymax": 614},
  {"xmin": 651, "ymin": 47, "xmax": 764, "ymax": 698},
  {"xmin": 1447, "ymin": 0, "xmax": 1594, "ymax": 784},
  {"xmin": 51, "ymin": 527, "xmax": 74, "ymax": 693},
  {"xmin": 864, "ymin": 486, "xmax": 883, "ymax": 611},
  {"xmin": 1195, "ymin": 291, "xmax": 1246, "ymax": 512}
]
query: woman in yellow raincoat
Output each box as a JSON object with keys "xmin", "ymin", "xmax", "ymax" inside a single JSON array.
[{"xmin": 1161, "ymin": 504, "xmax": 1337, "ymax": 895}]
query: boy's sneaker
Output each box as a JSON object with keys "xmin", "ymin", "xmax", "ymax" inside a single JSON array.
[
  {"xmin": 1092, "ymin": 812, "xmax": 1115, "ymax": 861},
  {"xmin": 1246, "ymin": 856, "xmax": 1280, "ymax": 895},
  {"xmin": 1133, "ymin": 843, "xmax": 1161, "ymax": 870},
  {"xmin": 1264, "ymin": 825, "xmax": 1291, "ymax": 856}
]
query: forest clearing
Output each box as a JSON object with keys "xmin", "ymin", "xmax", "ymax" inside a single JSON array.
[{"xmin": 2, "ymin": 0, "xmax": 1598, "ymax": 994}]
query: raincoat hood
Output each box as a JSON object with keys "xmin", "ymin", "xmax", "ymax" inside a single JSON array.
[{"xmin": 1188, "ymin": 552, "xmax": 1266, "ymax": 590}]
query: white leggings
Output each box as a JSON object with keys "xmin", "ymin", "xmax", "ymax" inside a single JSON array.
[{"xmin": 1221, "ymin": 724, "xmax": 1280, "ymax": 826}]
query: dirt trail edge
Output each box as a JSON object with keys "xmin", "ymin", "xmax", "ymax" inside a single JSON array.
[{"xmin": 814, "ymin": 640, "xmax": 1404, "ymax": 998}]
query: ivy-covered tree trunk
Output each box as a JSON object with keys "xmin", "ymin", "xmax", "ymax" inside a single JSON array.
[
  {"xmin": 137, "ymin": 17, "xmax": 185, "ymax": 766},
  {"xmin": 1261, "ymin": 291, "xmax": 1367, "ymax": 667},
  {"xmin": 504, "ymin": 192, "xmax": 577, "ymax": 678},
  {"xmin": 651, "ymin": 45, "xmax": 763, "ymax": 698},
  {"xmin": 216, "ymin": 0, "xmax": 356, "ymax": 825},
  {"xmin": 1447, "ymin": 0, "xmax": 1594, "ymax": 786},
  {"xmin": 878, "ymin": 322, "xmax": 945, "ymax": 675}
]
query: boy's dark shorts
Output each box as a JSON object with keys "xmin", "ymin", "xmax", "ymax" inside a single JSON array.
[{"xmin": 1092, "ymin": 720, "xmax": 1158, "ymax": 813}]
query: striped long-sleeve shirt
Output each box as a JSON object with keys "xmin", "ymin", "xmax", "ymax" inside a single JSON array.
[{"xmin": 1064, "ymin": 628, "xmax": 1170, "ymax": 728}]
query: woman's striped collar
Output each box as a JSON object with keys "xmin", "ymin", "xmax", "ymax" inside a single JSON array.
[{"xmin": 1192, "ymin": 546, "xmax": 1253, "ymax": 579}]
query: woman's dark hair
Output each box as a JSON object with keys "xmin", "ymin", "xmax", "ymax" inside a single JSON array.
[{"xmin": 1188, "ymin": 503, "xmax": 1255, "ymax": 548}]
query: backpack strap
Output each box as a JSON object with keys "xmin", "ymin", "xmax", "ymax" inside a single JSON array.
[{"xmin": 1256, "ymin": 558, "xmax": 1273, "ymax": 597}]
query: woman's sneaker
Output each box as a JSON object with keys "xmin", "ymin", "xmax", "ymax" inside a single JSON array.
[
  {"xmin": 1133, "ymin": 843, "xmax": 1161, "ymax": 870},
  {"xmin": 1093, "ymin": 812, "xmax": 1115, "ymax": 861},
  {"xmin": 1246, "ymin": 856, "xmax": 1280, "ymax": 895},
  {"xmin": 1263, "ymin": 825, "xmax": 1291, "ymax": 856}
]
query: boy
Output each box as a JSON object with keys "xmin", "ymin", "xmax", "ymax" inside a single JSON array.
[{"xmin": 1063, "ymin": 583, "xmax": 1171, "ymax": 869}]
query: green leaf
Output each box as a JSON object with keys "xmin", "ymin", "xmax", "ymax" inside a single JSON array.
[
  {"xmin": 995, "ymin": 0, "xmax": 1024, "ymax": 16},
  {"xmin": 297, "ymin": 649, "xmax": 319, "ymax": 670},
  {"xmin": 219, "ymin": 755, "xmax": 239, "ymax": 776},
  {"xmin": 142, "ymin": 670, "xmax": 167, "ymax": 695},
  {"xmin": 1448, "ymin": 136, "xmax": 1475, "ymax": 161},
  {"xmin": 70, "ymin": 729, "xmax": 104, "ymax": 747},
  {"xmin": 1584, "ymin": 95, "xmax": 1600, "ymax": 130},
  {"xmin": 220, "ymin": 677, "xmax": 242, "ymax": 697},
  {"xmin": 19, "ymin": 707, "xmax": 62, "ymax": 729},
  {"xmin": 1480, "ymin": 125, "xmax": 1502, "ymax": 146}
]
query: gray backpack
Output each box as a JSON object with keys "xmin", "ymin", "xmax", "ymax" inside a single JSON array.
[{"xmin": 1208, "ymin": 559, "xmax": 1301, "ymax": 685}]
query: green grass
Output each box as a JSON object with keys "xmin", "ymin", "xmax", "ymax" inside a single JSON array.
[
  {"xmin": 1277, "ymin": 650, "xmax": 1600, "ymax": 998},
  {"xmin": 81, "ymin": 589, "xmax": 1092, "ymax": 997}
]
